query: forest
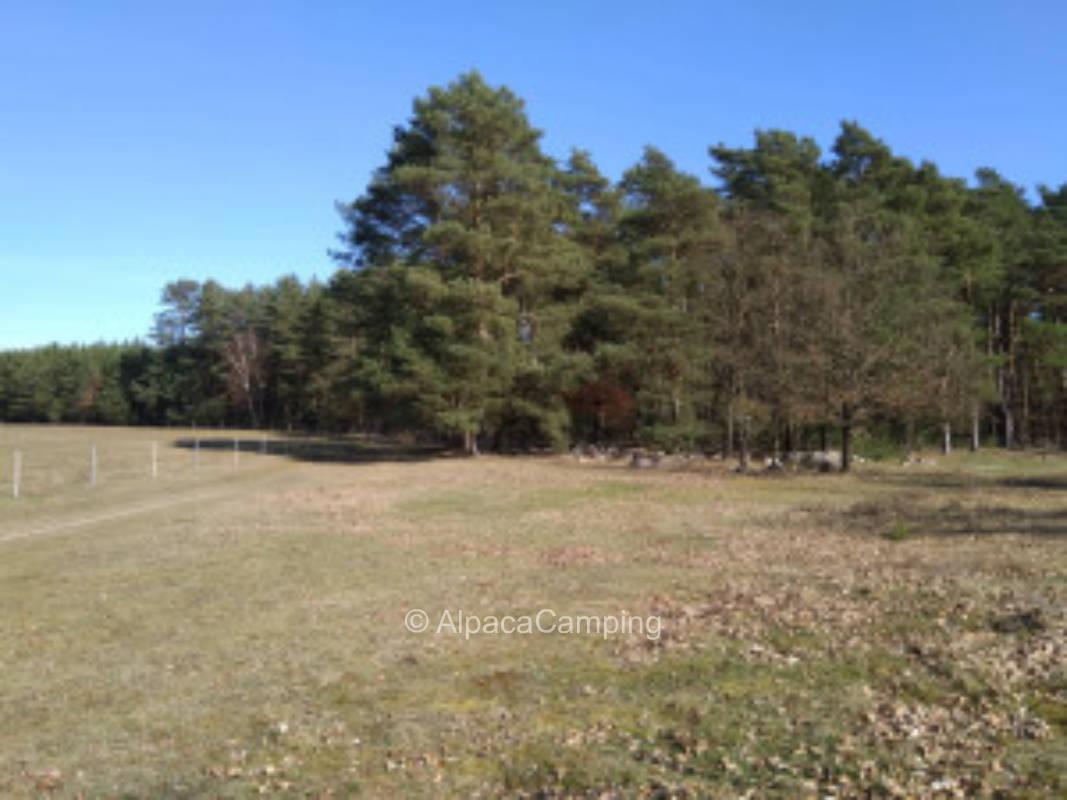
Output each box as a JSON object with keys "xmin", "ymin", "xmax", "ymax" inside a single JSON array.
[{"xmin": 2, "ymin": 72, "xmax": 1066, "ymax": 468}]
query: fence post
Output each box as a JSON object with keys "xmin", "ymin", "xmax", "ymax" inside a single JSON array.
[
  {"xmin": 260, "ymin": 433, "xmax": 267, "ymax": 455},
  {"xmin": 194, "ymin": 437, "xmax": 200, "ymax": 473},
  {"xmin": 12, "ymin": 450, "xmax": 21, "ymax": 499},
  {"xmin": 151, "ymin": 440, "xmax": 158, "ymax": 479},
  {"xmin": 90, "ymin": 444, "xmax": 98, "ymax": 487},
  {"xmin": 233, "ymin": 437, "xmax": 239, "ymax": 467}
]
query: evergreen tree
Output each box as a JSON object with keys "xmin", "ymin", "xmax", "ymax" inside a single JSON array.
[
  {"xmin": 963, "ymin": 169, "xmax": 1033, "ymax": 446},
  {"xmin": 710, "ymin": 130, "xmax": 826, "ymax": 463},
  {"xmin": 334, "ymin": 71, "xmax": 586, "ymax": 451}
]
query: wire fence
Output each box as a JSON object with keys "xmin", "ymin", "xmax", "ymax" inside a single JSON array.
[{"xmin": 0, "ymin": 426, "xmax": 440, "ymax": 503}]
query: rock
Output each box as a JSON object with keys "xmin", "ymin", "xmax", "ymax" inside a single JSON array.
[
  {"xmin": 629, "ymin": 451, "xmax": 660, "ymax": 469},
  {"xmin": 792, "ymin": 450, "xmax": 841, "ymax": 472}
]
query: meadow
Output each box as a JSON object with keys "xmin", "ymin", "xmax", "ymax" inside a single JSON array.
[{"xmin": 0, "ymin": 425, "xmax": 1065, "ymax": 798}]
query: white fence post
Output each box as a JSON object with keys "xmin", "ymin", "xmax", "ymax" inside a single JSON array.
[
  {"xmin": 194, "ymin": 437, "xmax": 200, "ymax": 472},
  {"xmin": 12, "ymin": 450, "xmax": 21, "ymax": 499},
  {"xmin": 151, "ymin": 440, "xmax": 158, "ymax": 479},
  {"xmin": 233, "ymin": 437, "xmax": 239, "ymax": 467},
  {"xmin": 260, "ymin": 433, "xmax": 267, "ymax": 455},
  {"xmin": 90, "ymin": 444, "xmax": 98, "ymax": 487}
]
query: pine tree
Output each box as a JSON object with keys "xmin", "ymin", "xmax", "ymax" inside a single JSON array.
[
  {"xmin": 709, "ymin": 130, "xmax": 825, "ymax": 464},
  {"xmin": 334, "ymin": 72, "xmax": 586, "ymax": 451}
]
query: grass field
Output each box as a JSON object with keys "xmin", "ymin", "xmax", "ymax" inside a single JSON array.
[{"xmin": 0, "ymin": 425, "xmax": 1065, "ymax": 798}]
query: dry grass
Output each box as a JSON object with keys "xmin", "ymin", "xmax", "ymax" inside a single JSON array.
[{"xmin": 0, "ymin": 425, "xmax": 1065, "ymax": 798}]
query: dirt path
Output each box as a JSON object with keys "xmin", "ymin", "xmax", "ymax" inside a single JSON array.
[{"xmin": 0, "ymin": 484, "xmax": 248, "ymax": 545}]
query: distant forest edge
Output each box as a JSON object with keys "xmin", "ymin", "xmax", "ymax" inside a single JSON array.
[{"xmin": 3, "ymin": 72, "xmax": 1066, "ymax": 467}]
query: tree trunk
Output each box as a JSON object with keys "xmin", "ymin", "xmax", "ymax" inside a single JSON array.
[
  {"xmin": 905, "ymin": 418, "xmax": 915, "ymax": 459},
  {"xmin": 1021, "ymin": 365, "xmax": 1031, "ymax": 447},
  {"xmin": 725, "ymin": 401, "xmax": 734, "ymax": 459},
  {"xmin": 1004, "ymin": 383, "xmax": 1015, "ymax": 449},
  {"xmin": 994, "ymin": 305, "xmax": 1008, "ymax": 447},
  {"xmin": 738, "ymin": 416, "xmax": 749, "ymax": 473},
  {"xmin": 1004, "ymin": 302, "xmax": 1016, "ymax": 448},
  {"xmin": 841, "ymin": 402, "xmax": 852, "ymax": 473},
  {"xmin": 246, "ymin": 390, "xmax": 259, "ymax": 431},
  {"xmin": 463, "ymin": 429, "xmax": 479, "ymax": 456},
  {"xmin": 819, "ymin": 424, "xmax": 828, "ymax": 452},
  {"xmin": 970, "ymin": 402, "xmax": 980, "ymax": 452},
  {"xmin": 942, "ymin": 421, "xmax": 952, "ymax": 455}
]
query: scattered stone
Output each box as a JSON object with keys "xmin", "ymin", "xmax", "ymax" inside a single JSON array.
[
  {"xmin": 629, "ymin": 450, "xmax": 661, "ymax": 469},
  {"xmin": 791, "ymin": 450, "xmax": 841, "ymax": 472}
]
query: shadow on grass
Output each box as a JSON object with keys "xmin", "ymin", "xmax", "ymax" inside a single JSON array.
[
  {"xmin": 999, "ymin": 475, "xmax": 1067, "ymax": 491},
  {"xmin": 842, "ymin": 495, "xmax": 1067, "ymax": 538},
  {"xmin": 858, "ymin": 467, "xmax": 1067, "ymax": 493},
  {"xmin": 810, "ymin": 462, "xmax": 1067, "ymax": 538},
  {"xmin": 171, "ymin": 434, "xmax": 447, "ymax": 464}
]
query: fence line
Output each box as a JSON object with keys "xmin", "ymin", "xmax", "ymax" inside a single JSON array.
[{"xmin": 1, "ymin": 435, "xmax": 282, "ymax": 501}]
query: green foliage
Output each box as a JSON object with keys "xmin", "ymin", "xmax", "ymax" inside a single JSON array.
[
  {"xmin": 3, "ymin": 77, "xmax": 1067, "ymax": 455},
  {"xmin": 637, "ymin": 423, "xmax": 714, "ymax": 454},
  {"xmin": 883, "ymin": 520, "xmax": 917, "ymax": 542},
  {"xmin": 852, "ymin": 428, "xmax": 904, "ymax": 462},
  {"xmin": 331, "ymin": 71, "xmax": 590, "ymax": 451}
]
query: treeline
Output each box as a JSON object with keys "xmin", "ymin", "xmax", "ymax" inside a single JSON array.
[
  {"xmin": 0, "ymin": 277, "xmax": 334, "ymax": 430},
  {"xmin": 3, "ymin": 72, "xmax": 1066, "ymax": 466}
]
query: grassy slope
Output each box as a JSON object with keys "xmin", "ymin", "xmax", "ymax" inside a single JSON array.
[{"xmin": 0, "ymin": 426, "xmax": 1065, "ymax": 798}]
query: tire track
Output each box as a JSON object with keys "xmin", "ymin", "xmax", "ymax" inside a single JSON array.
[{"xmin": 0, "ymin": 484, "xmax": 247, "ymax": 545}]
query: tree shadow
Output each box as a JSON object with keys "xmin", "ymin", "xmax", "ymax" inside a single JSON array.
[
  {"xmin": 857, "ymin": 466, "xmax": 1067, "ymax": 493},
  {"xmin": 841, "ymin": 493, "xmax": 1067, "ymax": 539},
  {"xmin": 820, "ymin": 464, "xmax": 1067, "ymax": 538},
  {"xmin": 998, "ymin": 475, "xmax": 1067, "ymax": 491},
  {"xmin": 171, "ymin": 434, "xmax": 447, "ymax": 464}
]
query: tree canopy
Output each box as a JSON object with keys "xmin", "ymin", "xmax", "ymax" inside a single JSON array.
[{"xmin": 4, "ymin": 72, "xmax": 1067, "ymax": 466}]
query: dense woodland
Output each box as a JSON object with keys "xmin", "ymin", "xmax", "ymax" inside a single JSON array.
[{"xmin": 3, "ymin": 73, "xmax": 1067, "ymax": 468}]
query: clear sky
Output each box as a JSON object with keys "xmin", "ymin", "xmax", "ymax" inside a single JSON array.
[{"xmin": 2, "ymin": 0, "xmax": 1066, "ymax": 349}]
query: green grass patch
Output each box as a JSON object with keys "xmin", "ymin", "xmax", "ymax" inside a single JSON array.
[{"xmin": 883, "ymin": 519, "xmax": 917, "ymax": 541}]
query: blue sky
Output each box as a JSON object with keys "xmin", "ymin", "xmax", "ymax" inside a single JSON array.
[{"xmin": 2, "ymin": 0, "xmax": 1066, "ymax": 349}]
